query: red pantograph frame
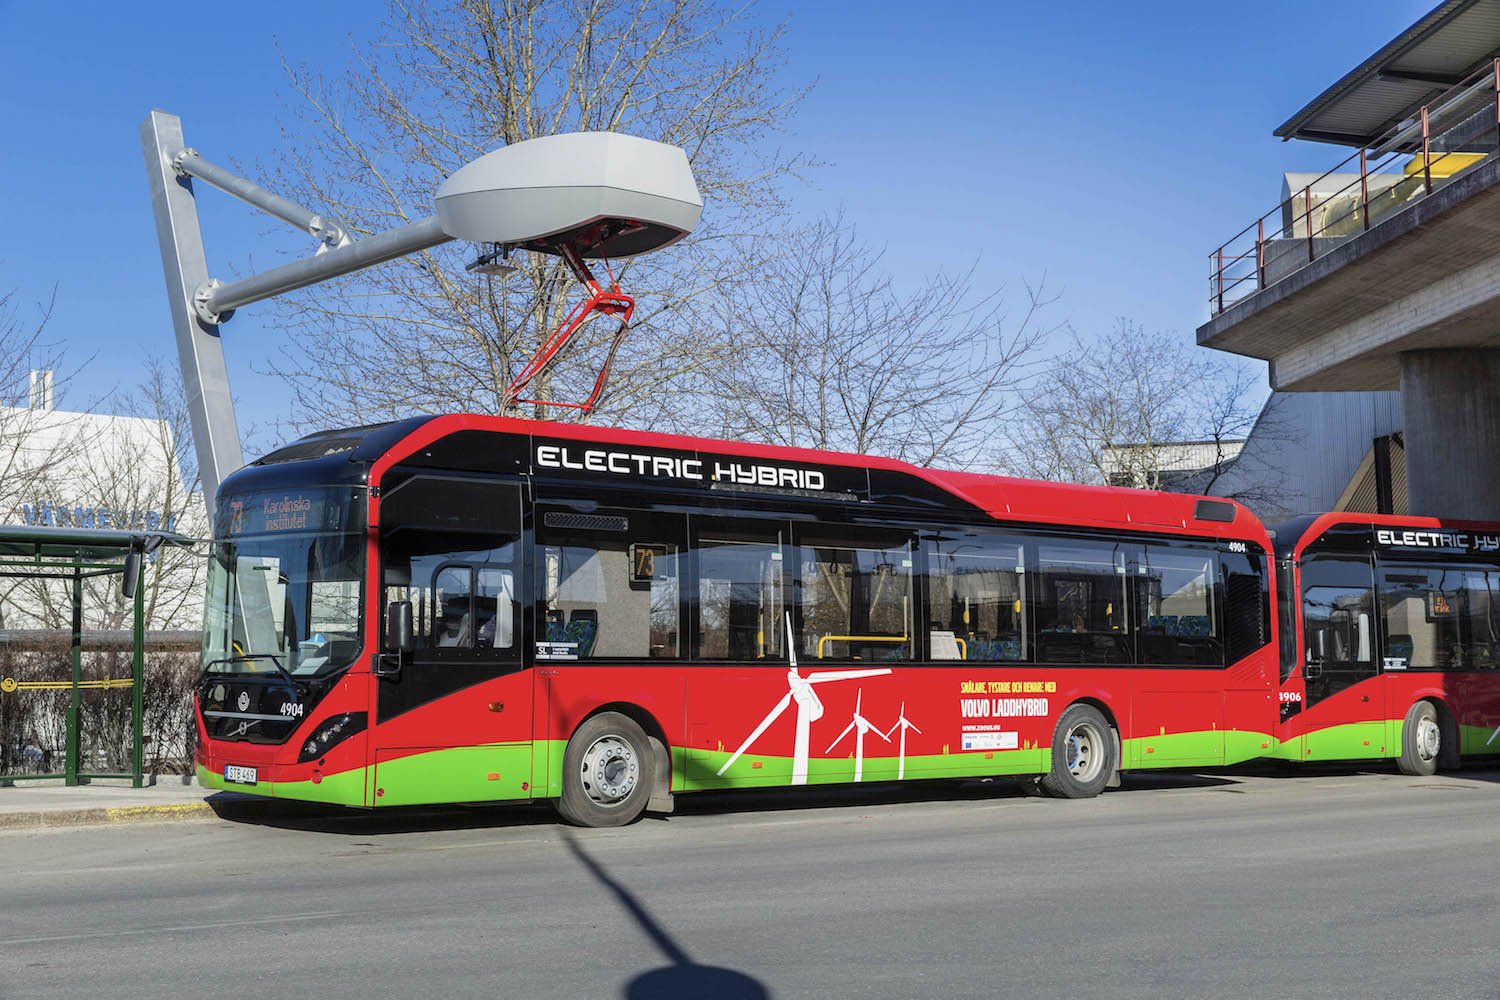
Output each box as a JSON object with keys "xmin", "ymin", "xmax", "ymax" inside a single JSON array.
[{"xmin": 503, "ymin": 243, "xmax": 635, "ymax": 415}]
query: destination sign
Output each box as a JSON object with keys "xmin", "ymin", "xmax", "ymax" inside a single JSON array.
[
  {"xmin": 216, "ymin": 487, "xmax": 361, "ymax": 536},
  {"xmin": 1375, "ymin": 528, "xmax": 1500, "ymax": 555}
]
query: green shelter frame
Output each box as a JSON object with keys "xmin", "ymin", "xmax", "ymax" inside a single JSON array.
[{"xmin": 0, "ymin": 526, "xmax": 195, "ymax": 787}]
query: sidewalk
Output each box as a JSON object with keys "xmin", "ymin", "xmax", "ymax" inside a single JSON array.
[{"xmin": 0, "ymin": 779, "xmax": 228, "ymax": 831}]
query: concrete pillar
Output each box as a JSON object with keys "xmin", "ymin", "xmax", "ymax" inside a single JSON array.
[{"xmin": 1400, "ymin": 349, "xmax": 1500, "ymax": 519}]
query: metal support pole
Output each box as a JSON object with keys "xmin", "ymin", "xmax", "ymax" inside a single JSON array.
[
  {"xmin": 131, "ymin": 555, "xmax": 145, "ymax": 789},
  {"xmin": 1359, "ymin": 149, "xmax": 1370, "ymax": 231},
  {"xmin": 1256, "ymin": 218, "xmax": 1265, "ymax": 290},
  {"xmin": 1304, "ymin": 185, "xmax": 1315, "ymax": 262},
  {"xmin": 196, "ymin": 215, "xmax": 448, "ymax": 322},
  {"xmin": 141, "ymin": 111, "xmax": 244, "ymax": 509},
  {"xmin": 1422, "ymin": 105, "xmax": 1432, "ymax": 195},
  {"xmin": 66, "ymin": 568, "xmax": 81, "ymax": 786},
  {"xmin": 1215, "ymin": 247, "xmax": 1224, "ymax": 312},
  {"xmin": 171, "ymin": 150, "xmax": 349, "ymax": 249}
]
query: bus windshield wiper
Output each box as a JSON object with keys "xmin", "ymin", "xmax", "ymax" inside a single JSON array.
[{"xmin": 201, "ymin": 653, "xmax": 297, "ymax": 687}]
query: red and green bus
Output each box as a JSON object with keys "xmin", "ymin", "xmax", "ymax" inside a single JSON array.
[
  {"xmin": 195, "ymin": 415, "xmax": 1281, "ymax": 826},
  {"xmin": 1271, "ymin": 513, "xmax": 1500, "ymax": 774}
]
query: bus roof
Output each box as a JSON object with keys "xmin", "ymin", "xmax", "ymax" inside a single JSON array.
[{"xmin": 233, "ymin": 414, "xmax": 1269, "ymax": 544}]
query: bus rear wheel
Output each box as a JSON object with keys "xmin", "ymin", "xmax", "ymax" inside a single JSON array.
[
  {"xmin": 1398, "ymin": 700, "xmax": 1442, "ymax": 777},
  {"xmin": 1040, "ymin": 704, "xmax": 1115, "ymax": 799}
]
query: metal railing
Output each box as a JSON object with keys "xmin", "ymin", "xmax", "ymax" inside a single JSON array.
[{"xmin": 1209, "ymin": 60, "xmax": 1500, "ymax": 316}]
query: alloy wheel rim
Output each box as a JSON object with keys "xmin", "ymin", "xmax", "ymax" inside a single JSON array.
[
  {"xmin": 1066, "ymin": 722, "xmax": 1103, "ymax": 781},
  {"xmin": 580, "ymin": 735, "xmax": 638, "ymax": 805},
  {"xmin": 1417, "ymin": 716, "xmax": 1441, "ymax": 762}
]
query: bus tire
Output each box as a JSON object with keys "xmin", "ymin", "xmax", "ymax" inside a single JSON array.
[
  {"xmin": 557, "ymin": 712, "xmax": 655, "ymax": 828},
  {"xmin": 1398, "ymin": 700, "xmax": 1441, "ymax": 777},
  {"xmin": 1040, "ymin": 704, "xmax": 1115, "ymax": 799}
]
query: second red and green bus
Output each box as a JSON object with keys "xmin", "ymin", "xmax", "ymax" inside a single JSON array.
[{"xmin": 1272, "ymin": 512, "xmax": 1500, "ymax": 775}]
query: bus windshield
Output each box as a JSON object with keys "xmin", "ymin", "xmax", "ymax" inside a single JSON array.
[{"xmin": 203, "ymin": 486, "xmax": 366, "ymax": 678}]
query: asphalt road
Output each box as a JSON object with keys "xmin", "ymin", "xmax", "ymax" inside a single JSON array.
[{"xmin": 2, "ymin": 765, "xmax": 1498, "ymax": 1000}]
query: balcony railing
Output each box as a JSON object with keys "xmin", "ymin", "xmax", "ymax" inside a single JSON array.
[{"xmin": 1209, "ymin": 60, "xmax": 1500, "ymax": 316}]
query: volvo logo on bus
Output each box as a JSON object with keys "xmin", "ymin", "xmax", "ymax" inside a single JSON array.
[{"xmin": 535, "ymin": 443, "xmax": 827, "ymax": 491}]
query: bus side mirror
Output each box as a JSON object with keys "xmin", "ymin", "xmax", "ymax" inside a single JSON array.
[
  {"xmin": 121, "ymin": 550, "xmax": 142, "ymax": 599},
  {"xmin": 1311, "ymin": 628, "xmax": 1329, "ymax": 662},
  {"xmin": 387, "ymin": 601, "xmax": 415, "ymax": 653}
]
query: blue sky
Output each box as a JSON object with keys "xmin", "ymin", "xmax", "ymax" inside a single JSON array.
[{"xmin": 0, "ymin": 0, "xmax": 1433, "ymax": 448}]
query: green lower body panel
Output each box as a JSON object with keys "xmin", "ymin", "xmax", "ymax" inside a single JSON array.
[
  {"xmin": 1118, "ymin": 730, "xmax": 1274, "ymax": 770},
  {"xmin": 1459, "ymin": 723, "xmax": 1500, "ymax": 756},
  {"xmin": 675, "ymin": 746, "xmax": 1048, "ymax": 791},
  {"xmin": 1282, "ymin": 721, "xmax": 1392, "ymax": 762},
  {"xmin": 196, "ymin": 762, "xmax": 368, "ymax": 806},
  {"xmin": 373, "ymin": 743, "xmax": 535, "ymax": 807}
]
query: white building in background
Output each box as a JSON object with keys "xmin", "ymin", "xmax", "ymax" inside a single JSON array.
[
  {"xmin": 1100, "ymin": 439, "xmax": 1246, "ymax": 491},
  {"xmin": 0, "ymin": 371, "xmax": 204, "ymax": 632}
]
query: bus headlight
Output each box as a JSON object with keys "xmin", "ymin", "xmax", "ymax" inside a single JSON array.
[{"xmin": 297, "ymin": 712, "xmax": 368, "ymax": 763}]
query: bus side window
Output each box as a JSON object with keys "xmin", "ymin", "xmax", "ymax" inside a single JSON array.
[
  {"xmin": 692, "ymin": 519, "xmax": 787, "ymax": 661},
  {"xmin": 1034, "ymin": 540, "xmax": 1129, "ymax": 664},
  {"xmin": 796, "ymin": 528, "xmax": 915, "ymax": 662},
  {"xmin": 1221, "ymin": 548, "xmax": 1270, "ymax": 667},
  {"xmin": 536, "ymin": 507, "xmax": 683, "ymax": 660},
  {"xmin": 921, "ymin": 531, "xmax": 1026, "ymax": 662},
  {"xmin": 1135, "ymin": 545, "xmax": 1224, "ymax": 667},
  {"xmin": 1376, "ymin": 559, "xmax": 1500, "ymax": 671},
  {"xmin": 378, "ymin": 474, "xmax": 522, "ymax": 662}
]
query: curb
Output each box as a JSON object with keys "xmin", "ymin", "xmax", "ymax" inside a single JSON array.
[{"xmin": 0, "ymin": 801, "xmax": 217, "ymax": 832}]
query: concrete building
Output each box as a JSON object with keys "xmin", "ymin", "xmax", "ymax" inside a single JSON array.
[{"xmin": 1200, "ymin": 0, "xmax": 1500, "ymax": 520}]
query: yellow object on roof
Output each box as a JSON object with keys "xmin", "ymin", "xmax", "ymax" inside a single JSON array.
[{"xmin": 1404, "ymin": 151, "xmax": 1487, "ymax": 179}]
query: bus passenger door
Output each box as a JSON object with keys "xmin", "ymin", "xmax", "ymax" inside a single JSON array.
[
  {"xmin": 1299, "ymin": 554, "xmax": 1385, "ymax": 760},
  {"xmin": 372, "ymin": 475, "xmax": 533, "ymax": 805}
]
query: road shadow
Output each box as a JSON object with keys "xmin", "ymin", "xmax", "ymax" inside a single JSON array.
[
  {"xmin": 204, "ymin": 770, "xmax": 1253, "ymax": 835},
  {"xmin": 562, "ymin": 830, "xmax": 769, "ymax": 1000},
  {"xmin": 205, "ymin": 792, "xmax": 558, "ymax": 835}
]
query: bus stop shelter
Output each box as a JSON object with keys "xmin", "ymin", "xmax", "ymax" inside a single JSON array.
[{"xmin": 0, "ymin": 527, "xmax": 194, "ymax": 787}]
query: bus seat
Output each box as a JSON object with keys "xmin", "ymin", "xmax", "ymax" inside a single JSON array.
[
  {"xmin": 1386, "ymin": 634, "xmax": 1414, "ymax": 662},
  {"xmin": 565, "ymin": 616, "xmax": 598, "ymax": 658}
]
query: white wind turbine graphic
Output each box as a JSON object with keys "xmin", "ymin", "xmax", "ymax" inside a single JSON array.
[
  {"xmin": 718, "ymin": 615, "xmax": 891, "ymax": 785},
  {"xmin": 881, "ymin": 701, "xmax": 923, "ymax": 780},
  {"xmin": 825, "ymin": 689, "xmax": 890, "ymax": 782}
]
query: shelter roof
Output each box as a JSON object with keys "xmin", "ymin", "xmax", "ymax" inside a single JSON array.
[
  {"xmin": 0, "ymin": 526, "xmax": 195, "ymax": 562},
  {"xmin": 1276, "ymin": 0, "xmax": 1500, "ymax": 146}
]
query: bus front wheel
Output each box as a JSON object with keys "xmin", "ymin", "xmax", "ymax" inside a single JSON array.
[
  {"xmin": 1398, "ymin": 700, "xmax": 1442, "ymax": 777},
  {"xmin": 1040, "ymin": 704, "xmax": 1115, "ymax": 799},
  {"xmin": 557, "ymin": 712, "xmax": 655, "ymax": 828}
]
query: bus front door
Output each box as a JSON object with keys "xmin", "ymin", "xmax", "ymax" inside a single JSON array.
[
  {"xmin": 371, "ymin": 475, "xmax": 533, "ymax": 806},
  {"xmin": 1298, "ymin": 554, "xmax": 1386, "ymax": 761}
]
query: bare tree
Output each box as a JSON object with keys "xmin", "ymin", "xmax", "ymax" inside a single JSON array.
[
  {"xmin": 1006, "ymin": 321, "xmax": 1285, "ymax": 505},
  {"xmin": 260, "ymin": 0, "xmax": 809, "ymax": 432},
  {"xmin": 0, "ymin": 287, "xmax": 86, "ymax": 524},
  {"xmin": 695, "ymin": 215, "xmax": 1055, "ymax": 468}
]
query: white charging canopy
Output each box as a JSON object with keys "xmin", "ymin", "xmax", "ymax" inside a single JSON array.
[{"xmin": 435, "ymin": 132, "xmax": 703, "ymax": 258}]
